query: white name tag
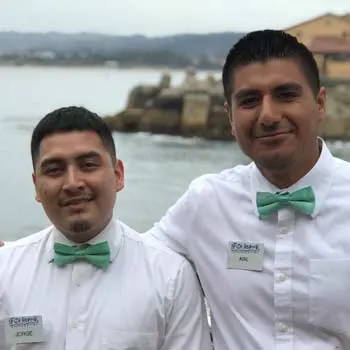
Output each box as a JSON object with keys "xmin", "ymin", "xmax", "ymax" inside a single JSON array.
[
  {"xmin": 5, "ymin": 315, "xmax": 45, "ymax": 345},
  {"xmin": 227, "ymin": 241, "xmax": 264, "ymax": 271}
]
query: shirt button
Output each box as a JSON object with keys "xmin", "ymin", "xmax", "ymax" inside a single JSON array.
[
  {"xmin": 276, "ymin": 273, "xmax": 287, "ymax": 282},
  {"xmin": 71, "ymin": 321, "xmax": 78, "ymax": 329},
  {"xmin": 279, "ymin": 226, "xmax": 289, "ymax": 234},
  {"xmin": 277, "ymin": 322, "xmax": 288, "ymax": 333}
]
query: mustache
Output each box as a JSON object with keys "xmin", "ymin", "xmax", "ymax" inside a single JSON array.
[
  {"xmin": 58, "ymin": 194, "xmax": 94, "ymax": 207},
  {"xmin": 254, "ymin": 129, "xmax": 292, "ymax": 138},
  {"xmin": 254, "ymin": 122, "xmax": 294, "ymax": 138}
]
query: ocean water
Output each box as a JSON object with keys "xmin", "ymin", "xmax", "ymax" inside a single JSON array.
[
  {"xmin": 2, "ymin": 65, "xmax": 350, "ymax": 241},
  {"xmin": 0, "ymin": 65, "xmax": 247, "ymax": 240}
]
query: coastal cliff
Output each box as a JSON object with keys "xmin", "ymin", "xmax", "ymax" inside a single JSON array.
[{"xmin": 104, "ymin": 69, "xmax": 350, "ymax": 140}]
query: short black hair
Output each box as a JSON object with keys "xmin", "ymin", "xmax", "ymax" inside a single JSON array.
[
  {"xmin": 222, "ymin": 29, "xmax": 320, "ymax": 104},
  {"xmin": 31, "ymin": 106, "xmax": 116, "ymax": 169}
]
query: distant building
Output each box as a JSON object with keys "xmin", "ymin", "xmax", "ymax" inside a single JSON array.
[
  {"xmin": 284, "ymin": 13, "xmax": 350, "ymax": 78},
  {"xmin": 30, "ymin": 50, "xmax": 56, "ymax": 60}
]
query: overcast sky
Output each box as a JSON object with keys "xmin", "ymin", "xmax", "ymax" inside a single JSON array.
[{"xmin": 1, "ymin": 0, "xmax": 350, "ymax": 37}]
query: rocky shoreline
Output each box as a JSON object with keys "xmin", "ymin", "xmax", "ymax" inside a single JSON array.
[{"xmin": 104, "ymin": 69, "xmax": 350, "ymax": 140}]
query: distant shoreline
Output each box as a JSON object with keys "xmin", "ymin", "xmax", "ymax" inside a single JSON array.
[{"xmin": 0, "ymin": 61, "xmax": 221, "ymax": 71}]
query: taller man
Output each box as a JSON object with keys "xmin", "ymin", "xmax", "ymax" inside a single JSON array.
[
  {"xmin": 148, "ymin": 30, "xmax": 350, "ymax": 349},
  {"xmin": 0, "ymin": 107, "xmax": 211, "ymax": 349}
]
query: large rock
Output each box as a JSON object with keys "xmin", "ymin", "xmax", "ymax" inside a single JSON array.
[
  {"xmin": 320, "ymin": 83, "xmax": 350, "ymax": 138},
  {"xmin": 105, "ymin": 73, "xmax": 350, "ymax": 140},
  {"xmin": 139, "ymin": 108, "xmax": 181, "ymax": 134},
  {"xmin": 105, "ymin": 108, "xmax": 144, "ymax": 132},
  {"xmin": 127, "ymin": 85, "xmax": 160, "ymax": 109},
  {"xmin": 153, "ymin": 90, "xmax": 183, "ymax": 110},
  {"xmin": 206, "ymin": 105, "xmax": 232, "ymax": 140},
  {"xmin": 181, "ymin": 93, "xmax": 210, "ymax": 136}
]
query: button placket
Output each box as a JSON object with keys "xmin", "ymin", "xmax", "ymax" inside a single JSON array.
[
  {"xmin": 65, "ymin": 264, "xmax": 90, "ymax": 349},
  {"xmin": 276, "ymin": 273, "xmax": 287, "ymax": 283},
  {"xmin": 277, "ymin": 322, "xmax": 288, "ymax": 333},
  {"xmin": 274, "ymin": 208, "xmax": 294, "ymax": 349}
]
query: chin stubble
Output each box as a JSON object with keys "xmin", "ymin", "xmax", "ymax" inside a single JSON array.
[{"xmin": 69, "ymin": 220, "xmax": 92, "ymax": 234}]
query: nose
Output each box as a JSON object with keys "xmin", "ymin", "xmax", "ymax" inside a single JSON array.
[
  {"xmin": 259, "ymin": 95, "xmax": 281, "ymax": 127},
  {"xmin": 62, "ymin": 166, "xmax": 85, "ymax": 193}
]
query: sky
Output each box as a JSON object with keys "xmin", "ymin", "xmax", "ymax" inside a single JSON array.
[{"xmin": 1, "ymin": 0, "xmax": 350, "ymax": 37}]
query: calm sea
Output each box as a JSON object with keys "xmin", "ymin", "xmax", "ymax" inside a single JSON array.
[
  {"xmin": 0, "ymin": 65, "xmax": 244, "ymax": 240},
  {"xmin": 1, "ymin": 65, "xmax": 350, "ymax": 240}
]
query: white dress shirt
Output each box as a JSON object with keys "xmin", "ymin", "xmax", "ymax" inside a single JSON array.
[
  {"xmin": 147, "ymin": 141, "xmax": 350, "ymax": 350},
  {"xmin": 0, "ymin": 219, "xmax": 211, "ymax": 350}
]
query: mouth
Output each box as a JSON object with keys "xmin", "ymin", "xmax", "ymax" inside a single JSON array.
[
  {"xmin": 255, "ymin": 130, "xmax": 292, "ymax": 139},
  {"xmin": 60, "ymin": 196, "xmax": 93, "ymax": 207}
]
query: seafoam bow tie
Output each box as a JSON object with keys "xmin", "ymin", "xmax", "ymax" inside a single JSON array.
[
  {"xmin": 256, "ymin": 186, "xmax": 315, "ymax": 220},
  {"xmin": 53, "ymin": 241, "xmax": 110, "ymax": 269}
]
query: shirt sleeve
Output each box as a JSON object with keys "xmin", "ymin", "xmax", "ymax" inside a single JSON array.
[
  {"xmin": 144, "ymin": 185, "xmax": 197, "ymax": 261},
  {"xmin": 0, "ymin": 254, "xmax": 10, "ymax": 350},
  {"xmin": 161, "ymin": 259, "xmax": 212, "ymax": 350},
  {"xmin": 0, "ymin": 300, "xmax": 8, "ymax": 350}
]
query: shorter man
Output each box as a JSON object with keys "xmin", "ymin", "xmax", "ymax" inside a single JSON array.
[{"xmin": 0, "ymin": 107, "xmax": 211, "ymax": 349}]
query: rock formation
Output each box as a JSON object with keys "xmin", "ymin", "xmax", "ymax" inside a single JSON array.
[{"xmin": 104, "ymin": 70, "xmax": 350, "ymax": 140}]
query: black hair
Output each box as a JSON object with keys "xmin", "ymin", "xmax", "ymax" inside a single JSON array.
[
  {"xmin": 31, "ymin": 106, "xmax": 116, "ymax": 168},
  {"xmin": 222, "ymin": 29, "xmax": 320, "ymax": 104}
]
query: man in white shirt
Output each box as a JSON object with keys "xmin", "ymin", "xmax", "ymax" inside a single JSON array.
[
  {"xmin": 147, "ymin": 30, "xmax": 350, "ymax": 349},
  {"xmin": 0, "ymin": 106, "xmax": 211, "ymax": 350}
]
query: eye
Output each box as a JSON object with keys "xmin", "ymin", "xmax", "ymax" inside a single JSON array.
[
  {"xmin": 43, "ymin": 166, "xmax": 63, "ymax": 176},
  {"xmin": 82, "ymin": 160, "xmax": 99, "ymax": 170},
  {"xmin": 239, "ymin": 96, "xmax": 260, "ymax": 108},
  {"xmin": 276, "ymin": 90, "xmax": 299, "ymax": 101}
]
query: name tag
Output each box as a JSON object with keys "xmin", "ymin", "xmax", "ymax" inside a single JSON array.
[
  {"xmin": 5, "ymin": 315, "xmax": 45, "ymax": 345},
  {"xmin": 227, "ymin": 241, "xmax": 264, "ymax": 271}
]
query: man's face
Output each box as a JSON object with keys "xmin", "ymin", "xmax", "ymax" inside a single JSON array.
[
  {"xmin": 225, "ymin": 58, "xmax": 326, "ymax": 176},
  {"xmin": 33, "ymin": 131, "xmax": 124, "ymax": 243}
]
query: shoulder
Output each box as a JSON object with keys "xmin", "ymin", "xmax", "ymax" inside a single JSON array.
[
  {"xmin": 120, "ymin": 221, "xmax": 191, "ymax": 272},
  {"xmin": 334, "ymin": 156, "xmax": 350, "ymax": 172},
  {"xmin": 0, "ymin": 227, "xmax": 52, "ymax": 268},
  {"xmin": 330, "ymin": 156, "xmax": 350, "ymax": 186},
  {"xmin": 0, "ymin": 227, "xmax": 51, "ymax": 253},
  {"xmin": 188, "ymin": 163, "xmax": 251, "ymax": 192},
  {"xmin": 3, "ymin": 227, "xmax": 52, "ymax": 249}
]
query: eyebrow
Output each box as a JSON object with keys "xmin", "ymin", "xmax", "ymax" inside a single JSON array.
[
  {"xmin": 75, "ymin": 151, "xmax": 101, "ymax": 162},
  {"xmin": 39, "ymin": 157, "xmax": 63, "ymax": 169},
  {"xmin": 233, "ymin": 88, "xmax": 260, "ymax": 101},
  {"xmin": 39, "ymin": 151, "xmax": 101, "ymax": 169},
  {"xmin": 272, "ymin": 82, "xmax": 302, "ymax": 94},
  {"xmin": 234, "ymin": 83, "xmax": 303, "ymax": 101}
]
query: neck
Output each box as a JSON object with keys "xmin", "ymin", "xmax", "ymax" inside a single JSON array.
[
  {"xmin": 57, "ymin": 217, "xmax": 113, "ymax": 244},
  {"xmin": 257, "ymin": 140, "xmax": 322, "ymax": 189},
  {"xmin": 258, "ymin": 167, "xmax": 305, "ymax": 189}
]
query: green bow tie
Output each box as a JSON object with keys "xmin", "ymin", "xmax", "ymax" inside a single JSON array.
[
  {"xmin": 53, "ymin": 241, "xmax": 110, "ymax": 269},
  {"xmin": 256, "ymin": 186, "xmax": 315, "ymax": 220}
]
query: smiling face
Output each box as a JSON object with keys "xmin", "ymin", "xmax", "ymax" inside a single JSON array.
[
  {"xmin": 32, "ymin": 131, "xmax": 124, "ymax": 243},
  {"xmin": 225, "ymin": 58, "xmax": 326, "ymax": 185}
]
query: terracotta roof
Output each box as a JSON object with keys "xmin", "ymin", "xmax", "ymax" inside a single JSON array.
[
  {"xmin": 308, "ymin": 36, "xmax": 350, "ymax": 54},
  {"xmin": 284, "ymin": 13, "xmax": 350, "ymax": 31},
  {"xmin": 284, "ymin": 13, "xmax": 334, "ymax": 31}
]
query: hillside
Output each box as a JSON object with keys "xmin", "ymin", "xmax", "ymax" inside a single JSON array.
[{"xmin": 0, "ymin": 31, "xmax": 244, "ymax": 68}]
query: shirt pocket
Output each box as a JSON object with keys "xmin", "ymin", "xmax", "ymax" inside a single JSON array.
[
  {"xmin": 101, "ymin": 330, "xmax": 159, "ymax": 350},
  {"xmin": 309, "ymin": 258, "xmax": 350, "ymax": 336}
]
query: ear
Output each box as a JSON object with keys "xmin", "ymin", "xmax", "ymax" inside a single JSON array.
[
  {"xmin": 316, "ymin": 87, "xmax": 326, "ymax": 122},
  {"xmin": 114, "ymin": 159, "xmax": 125, "ymax": 192},
  {"xmin": 32, "ymin": 172, "xmax": 42, "ymax": 203},
  {"xmin": 224, "ymin": 102, "xmax": 236, "ymax": 137}
]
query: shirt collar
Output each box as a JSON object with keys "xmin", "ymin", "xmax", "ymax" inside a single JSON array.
[
  {"xmin": 249, "ymin": 139, "xmax": 335, "ymax": 218},
  {"xmin": 47, "ymin": 218, "xmax": 123, "ymax": 263}
]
